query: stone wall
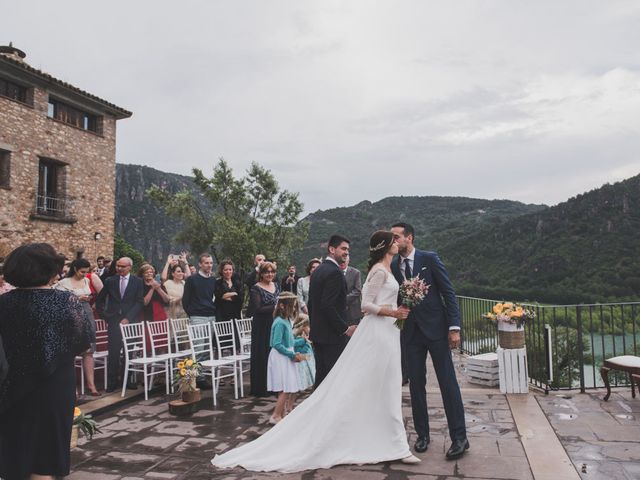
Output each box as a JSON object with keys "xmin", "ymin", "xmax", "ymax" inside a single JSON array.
[{"xmin": 0, "ymin": 83, "xmax": 117, "ymax": 262}]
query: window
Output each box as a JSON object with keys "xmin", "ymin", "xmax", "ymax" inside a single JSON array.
[
  {"xmin": 0, "ymin": 149, "xmax": 9, "ymax": 188},
  {"xmin": 0, "ymin": 77, "xmax": 29, "ymax": 103},
  {"xmin": 47, "ymin": 98, "xmax": 101, "ymax": 133},
  {"xmin": 36, "ymin": 158, "xmax": 67, "ymax": 217}
]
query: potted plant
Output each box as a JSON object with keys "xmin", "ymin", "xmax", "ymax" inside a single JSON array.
[
  {"xmin": 71, "ymin": 407, "xmax": 101, "ymax": 448},
  {"xmin": 174, "ymin": 358, "xmax": 202, "ymax": 403},
  {"xmin": 484, "ymin": 302, "xmax": 536, "ymax": 349}
]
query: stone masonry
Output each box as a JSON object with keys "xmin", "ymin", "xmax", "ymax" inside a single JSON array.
[{"xmin": 0, "ymin": 44, "xmax": 131, "ymax": 261}]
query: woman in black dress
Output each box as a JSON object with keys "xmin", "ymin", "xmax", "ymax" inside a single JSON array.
[
  {"xmin": 214, "ymin": 259, "xmax": 244, "ymax": 322},
  {"xmin": 0, "ymin": 243, "xmax": 91, "ymax": 480},
  {"xmin": 247, "ymin": 262, "xmax": 280, "ymax": 397}
]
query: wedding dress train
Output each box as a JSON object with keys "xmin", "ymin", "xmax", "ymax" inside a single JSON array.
[{"xmin": 211, "ymin": 265, "xmax": 410, "ymax": 472}]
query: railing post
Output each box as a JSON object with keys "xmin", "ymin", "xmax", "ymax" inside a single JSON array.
[{"xmin": 576, "ymin": 306, "xmax": 586, "ymax": 393}]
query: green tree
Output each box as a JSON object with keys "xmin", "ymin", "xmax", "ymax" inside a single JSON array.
[
  {"xmin": 113, "ymin": 234, "xmax": 146, "ymax": 271},
  {"xmin": 147, "ymin": 159, "xmax": 308, "ymax": 275}
]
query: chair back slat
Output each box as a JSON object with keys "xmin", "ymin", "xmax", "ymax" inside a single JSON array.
[
  {"xmin": 213, "ymin": 320, "xmax": 236, "ymax": 358},
  {"xmin": 171, "ymin": 318, "xmax": 192, "ymax": 354},
  {"xmin": 95, "ymin": 319, "xmax": 109, "ymax": 352},
  {"xmin": 187, "ymin": 323, "xmax": 214, "ymax": 361},
  {"xmin": 147, "ymin": 319, "xmax": 171, "ymax": 356},
  {"xmin": 234, "ymin": 317, "xmax": 252, "ymax": 354},
  {"xmin": 121, "ymin": 323, "xmax": 147, "ymax": 360}
]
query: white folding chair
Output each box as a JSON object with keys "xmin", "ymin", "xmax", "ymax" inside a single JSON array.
[
  {"xmin": 75, "ymin": 318, "xmax": 109, "ymax": 395},
  {"xmin": 147, "ymin": 319, "xmax": 184, "ymax": 393},
  {"xmin": 187, "ymin": 323, "xmax": 236, "ymax": 406},
  {"xmin": 120, "ymin": 322, "xmax": 170, "ymax": 400},
  {"xmin": 215, "ymin": 320, "xmax": 250, "ymax": 398},
  {"xmin": 234, "ymin": 317, "xmax": 253, "ymax": 355}
]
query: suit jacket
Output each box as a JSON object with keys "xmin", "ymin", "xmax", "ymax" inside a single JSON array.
[
  {"xmin": 96, "ymin": 274, "xmax": 144, "ymax": 323},
  {"xmin": 391, "ymin": 249, "xmax": 460, "ymax": 341},
  {"xmin": 344, "ymin": 266, "xmax": 362, "ymax": 325},
  {"xmin": 308, "ymin": 259, "xmax": 348, "ymax": 344}
]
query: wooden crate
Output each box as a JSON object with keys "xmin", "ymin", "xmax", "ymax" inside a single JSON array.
[
  {"xmin": 467, "ymin": 352, "xmax": 499, "ymax": 387},
  {"xmin": 497, "ymin": 347, "xmax": 528, "ymax": 394}
]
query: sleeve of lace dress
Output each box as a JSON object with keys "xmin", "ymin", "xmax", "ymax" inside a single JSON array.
[{"xmin": 360, "ymin": 269, "xmax": 387, "ymax": 316}]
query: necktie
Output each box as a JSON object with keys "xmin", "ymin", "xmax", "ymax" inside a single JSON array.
[
  {"xmin": 120, "ymin": 276, "xmax": 127, "ymax": 298},
  {"xmin": 404, "ymin": 258, "xmax": 412, "ymax": 280}
]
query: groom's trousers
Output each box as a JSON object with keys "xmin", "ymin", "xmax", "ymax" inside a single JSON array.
[
  {"xmin": 406, "ymin": 327, "xmax": 466, "ymax": 441},
  {"xmin": 313, "ymin": 341, "xmax": 346, "ymax": 388}
]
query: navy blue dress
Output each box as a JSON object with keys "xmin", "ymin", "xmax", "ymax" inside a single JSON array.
[
  {"xmin": 247, "ymin": 284, "xmax": 280, "ymax": 397},
  {"xmin": 0, "ymin": 289, "xmax": 90, "ymax": 479}
]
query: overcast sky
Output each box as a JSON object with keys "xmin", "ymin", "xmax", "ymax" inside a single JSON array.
[{"xmin": 4, "ymin": 1, "xmax": 640, "ymax": 213}]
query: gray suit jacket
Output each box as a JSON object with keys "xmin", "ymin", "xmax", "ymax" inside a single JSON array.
[{"xmin": 344, "ymin": 266, "xmax": 362, "ymax": 325}]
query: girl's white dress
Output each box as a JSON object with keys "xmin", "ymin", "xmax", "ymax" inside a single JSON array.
[{"xmin": 211, "ymin": 265, "xmax": 410, "ymax": 472}]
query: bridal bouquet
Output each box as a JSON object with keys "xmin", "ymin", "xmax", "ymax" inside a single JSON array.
[
  {"xmin": 396, "ymin": 277, "xmax": 430, "ymax": 329},
  {"xmin": 483, "ymin": 302, "xmax": 535, "ymax": 329}
]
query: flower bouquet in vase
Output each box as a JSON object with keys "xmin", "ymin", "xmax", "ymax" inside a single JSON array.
[
  {"xmin": 397, "ymin": 277, "xmax": 430, "ymax": 330},
  {"xmin": 483, "ymin": 302, "xmax": 535, "ymax": 349},
  {"xmin": 173, "ymin": 358, "xmax": 202, "ymax": 403}
]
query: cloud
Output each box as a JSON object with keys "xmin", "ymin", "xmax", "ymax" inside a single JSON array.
[{"xmin": 3, "ymin": 1, "xmax": 640, "ymax": 212}]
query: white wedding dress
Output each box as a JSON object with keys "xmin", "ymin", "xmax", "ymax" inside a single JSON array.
[{"xmin": 211, "ymin": 265, "xmax": 410, "ymax": 472}]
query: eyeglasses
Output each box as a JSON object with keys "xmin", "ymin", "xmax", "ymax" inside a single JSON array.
[{"xmin": 264, "ymin": 270, "xmax": 275, "ymax": 274}]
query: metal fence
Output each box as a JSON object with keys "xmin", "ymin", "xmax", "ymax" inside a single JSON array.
[
  {"xmin": 458, "ymin": 296, "xmax": 640, "ymax": 392},
  {"xmin": 35, "ymin": 194, "xmax": 71, "ymax": 217}
]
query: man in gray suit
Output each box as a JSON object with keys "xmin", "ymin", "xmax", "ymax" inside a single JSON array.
[{"xmin": 340, "ymin": 255, "xmax": 362, "ymax": 326}]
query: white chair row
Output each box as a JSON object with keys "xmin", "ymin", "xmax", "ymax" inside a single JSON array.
[{"xmin": 118, "ymin": 317, "xmax": 253, "ymax": 402}]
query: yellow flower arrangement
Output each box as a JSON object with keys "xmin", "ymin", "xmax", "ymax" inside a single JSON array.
[
  {"xmin": 484, "ymin": 302, "xmax": 535, "ymax": 328},
  {"xmin": 73, "ymin": 407, "xmax": 101, "ymax": 439},
  {"xmin": 173, "ymin": 357, "xmax": 202, "ymax": 394}
]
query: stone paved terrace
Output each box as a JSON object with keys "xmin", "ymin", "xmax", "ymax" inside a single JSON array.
[{"xmin": 69, "ymin": 354, "xmax": 640, "ymax": 480}]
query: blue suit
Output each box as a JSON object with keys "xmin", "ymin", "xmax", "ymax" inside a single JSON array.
[{"xmin": 392, "ymin": 249, "xmax": 466, "ymax": 442}]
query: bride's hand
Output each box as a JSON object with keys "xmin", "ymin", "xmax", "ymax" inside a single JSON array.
[{"xmin": 395, "ymin": 306, "xmax": 410, "ymax": 320}]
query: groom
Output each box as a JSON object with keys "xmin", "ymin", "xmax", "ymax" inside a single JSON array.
[
  {"xmin": 308, "ymin": 234, "xmax": 357, "ymax": 387},
  {"xmin": 390, "ymin": 222, "xmax": 469, "ymax": 460}
]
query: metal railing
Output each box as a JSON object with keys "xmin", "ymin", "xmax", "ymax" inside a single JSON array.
[
  {"xmin": 35, "ymin": 194, "xmax": 72, "ymax": 217},
  {"xmin": 458, "ymin": 296, "xmax": 640, "ymax": 392}
]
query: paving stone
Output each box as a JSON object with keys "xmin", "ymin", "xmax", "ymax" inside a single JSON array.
[
  {"xmin": 77, "ymin": 451, "xmax": 163, "ymax": 475},
  {"xmin": 67, "ymin": 472, "xmax": 121, "ymax": 480},
  {"xmin": 133, "ymin": 435, "xmax": 185, "ymax": 451},
  {"xmin": 455, "ymin": 454, "xmax": 534, "ymax": 479}
]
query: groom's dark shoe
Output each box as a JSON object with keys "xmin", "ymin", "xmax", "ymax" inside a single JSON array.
[
  {"xmin": 414, "ymin": 435, "xmax": 430, "ymax": 453},
  {"xmin": 446, "ymin": 438, "xmax": 469, "ymax": 460}
]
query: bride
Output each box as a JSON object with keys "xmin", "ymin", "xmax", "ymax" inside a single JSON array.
[{"xmin": 211, "ymin": 230, "xmax": 419, "ymax": 472}]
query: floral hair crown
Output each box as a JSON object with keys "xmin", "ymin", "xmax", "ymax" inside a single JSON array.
[{"xmin": 369, "ymin": 240, "xmax": 387, "ymax": 252}]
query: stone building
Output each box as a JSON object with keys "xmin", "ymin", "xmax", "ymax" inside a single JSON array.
[{"xmin": 0, "ymin": 44, "xmax": 131, "ymax": 261}]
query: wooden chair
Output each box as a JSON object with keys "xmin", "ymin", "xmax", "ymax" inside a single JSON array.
[
  {"xmin": 187, "ymin": 322, "xmax": 236, "ymax": 406},
  {"xmin": 600, "ymin": 355, "xmax": 640, "ymax": 401},
  {"xmin": 214, "ymin": 320, "xmax": 250, "ymax": 398},
  {"xmin": 146, "ymin": 319, "xmax": 185, "ymax": 393},
  {"xmin": 120, "ymin": 323, "xmax": 170, "ymax": 400},
  {"xmin": 234, "ymin": 317, "xmax": 253, "ymax": 355}
]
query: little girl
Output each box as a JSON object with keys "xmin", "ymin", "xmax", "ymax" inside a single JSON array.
[
  {"xmin": 267, "ymin": 291, "xmax": 305, "ymax": 424},
  {"xmin": 292, "ymin": 314, "xmax": 315, "ymax": 391}
]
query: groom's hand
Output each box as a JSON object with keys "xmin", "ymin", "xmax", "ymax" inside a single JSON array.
[
  {"xmin": 345, "ymin": 325, "xmax": 357, "ymax": 337},
  {"xmin": 448, "ymin": 330, "xmax": 461, "ymax": 349}
]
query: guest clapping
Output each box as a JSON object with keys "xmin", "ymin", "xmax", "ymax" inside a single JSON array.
[
  {"xmin": 139, "ymin": 264, "xmax": 170, "ymax": 322},
  {"xmin": 214, "ymin": 260, "xmax": 244, "ymax": 322},
  {"xmin": 280, "ymin": 264, "xmax": 300, "ymax": 294},
  {"xmin": 163, "ymin": 263, "xmax": 188, "ymax": 319},
  {"xmin": 248, "ymin": 262, "xmax": 280, "ymax": 397},
  {"xmin": 0, "ymin": 243, "xmax": 91, "ymax": 480}
]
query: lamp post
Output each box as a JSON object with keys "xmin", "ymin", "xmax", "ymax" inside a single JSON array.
[{"xmin": 94, "ymin": 232, "xmax": 102, "ymax": 264}]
